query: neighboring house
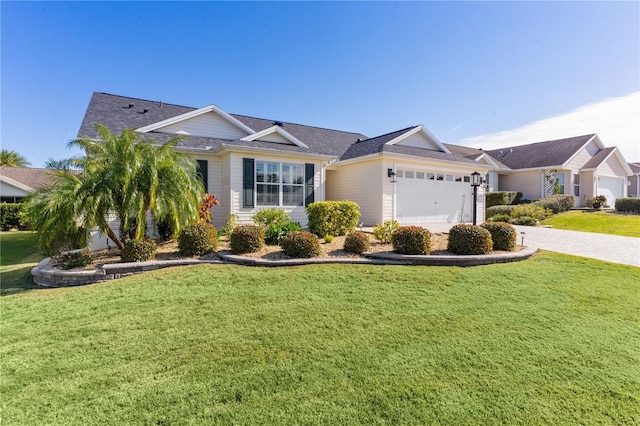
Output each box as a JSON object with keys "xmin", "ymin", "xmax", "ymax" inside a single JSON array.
[
  {"xmin": 629, "ymin": 162, "xmax": 640, "ymax": 198},
  {"xmin": 78, "ymin": 93, "xmax": 491, "ymax": 235},
  {"xmin": 0, "ymin": 166, "xmax": 57, "ymax": 203},
  {"xmin": 449, "ymin": 135, "xmax": 632, "ymax": 207}
]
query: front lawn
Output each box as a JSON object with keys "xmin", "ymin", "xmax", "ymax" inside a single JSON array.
[
  {"xmin": 0, "ymin": 231, "xmax": 42, "ymax": 296},
  {"xmin": 541, "ymin": 210, "xmax": 640, "ymax": 237},
  {"xmin": 2, "ymin": 254, "xmax": 639, "ymax": 424}
]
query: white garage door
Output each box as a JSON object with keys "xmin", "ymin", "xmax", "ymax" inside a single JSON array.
[
  {"xmin": 598, "ymin": 176, "xmax": 624, "ymax": 206},
  {"xmin": 396, "ymin": 170, "xmax": 475, "ymax": 224}
]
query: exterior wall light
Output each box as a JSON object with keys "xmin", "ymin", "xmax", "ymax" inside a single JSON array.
[
  {"xmin": 470, "ymin": 171, "xmax": 481, "ymax": 225},
  {"xmin": 388, "ymin": 168, "xmax": 397, "ymax": 183}
]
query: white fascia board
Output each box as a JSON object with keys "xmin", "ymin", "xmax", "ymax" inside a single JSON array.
[
  {"xmin": 212, "ymin": 144, "xmax": 334, "ymax": 161},
  {"xmin": 0, "ymin": 176, "xmax": 34, "ymax": 192},
  {"xmin": 474, "ymin": 153, "xmax": 500, "ymax": 168},
  {"xmin": 135, "ymin": 104, "xmax": 255, "ymax": 134},
  {"xmin": 384, "ymin": 125, "xmax": 452, "ymax": 154},
  {"xmin": 562, "ymin": 134, "xmax": 603, "ymax": 168},
  {"xmin": 331, "ymin": 152, "xmax": 489, "ymax": 171},
  {"xmin": 240, "ymin": 126, "xmax": 309, "ymax": 149}
]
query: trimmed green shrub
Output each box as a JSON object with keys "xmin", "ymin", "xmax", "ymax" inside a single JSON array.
[
  {"xmin": 306, "ymin": 201, "xmax": 360, "ymax": 237},
  {"xmin": 481, "ymin": 222, "xmax": 517, "ymax": 251},
  {"xmin": 615, "ymin": 197, "xmax": 640, "ymax": 213},
  {"xmin": 486, "ymin": 205, "xmax": 516, "ymax": 218},
  {"xmin": 265, "ymin": 221, "xmax": 302, "ymax": 245},
  {"xmin": 0, "ymin": 203, "xmax": 30, "ymax": 231},
  {"xmin": 391, "ymin": 226, "xmax": 431, "ymax": 255},
  {"xmin": 230, "ymin": 225, "xmax": 264, "ymax": 254},
  {"xmin": 447, "ymin": 224, "xmax": 493, "ymax": 255},
  {"xmin": 488, "ymin": 214, "xmax": 512, "ymax": 223},
  {"xmin": 511, "ymin": 216, "xmax": 538, "ymax": 226},
  {"xmin": 324, "ymin": 235, "xmax": 334, "ymax": 243},
  {"xmin": 280, "ymin": 231, "xmax": 321, "ymax": 258},
  {"xmin": 511, "ymin": 204, "xmax": 552, "ymax": 220},
  {"xmin": 178, "ymin": 222, "xmax": 218, "ymax": 257},
  {"xmin": 486, "ymin": 191, "xmax": 522, "ymax": 208},
  {"xmin": 533, "ymin": 195, "xmax": 575, "ymax": 213},
  {"xmin": 252, "ymin": 208, "xmax": 290, "ymax": 228},
  {"xmin": 373, "ymin": 219, "xmax": 399, "ymax": 243},
  {"xmin": 56, "ymin": 251, "xmax": 95, "ymax": 270},
  {"xmin": 121, "ymin": 239, "xmax": 157, "ymax": 262},
  {"xmin": 343, "ymin": 231, "xmax": 370, "ymax": 254}
]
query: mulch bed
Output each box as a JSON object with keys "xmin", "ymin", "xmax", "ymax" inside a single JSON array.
[{"xmin": 57, "ymin": 233, "xmax": 521, "ymax": 270}]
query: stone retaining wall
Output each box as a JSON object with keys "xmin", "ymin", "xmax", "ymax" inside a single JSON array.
[{"xmin": 31, "ymin": 258, "xmax": 225, "ymax": 288}]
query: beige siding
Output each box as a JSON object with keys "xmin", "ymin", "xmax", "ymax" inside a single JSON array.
[
  {"xmin": 158, "ymin": 112, "xmax": 249, "ymax": 140},
  {"xmin": 257, "ymin": 132, "xmax": 294, "ymax": 144},
  {"xmin": 326, "ymin": 160, "xmax": 384, "ymax": 226},
  {"xmin": 598, "ymin": 156, "xmax": 627, "ymax": 176},
  {"xmin": 193, "ymin": 154, "xmax": 226, "ymax": 228},
  {"xmin": 581, "ymin": 171, "xmax": 595, "ymax": 203},
  {"xmin": 395, "ymin": 133, "xmax": 438, "ymax": 151},
  {"xmin": 498, "ymin": 170, "xmax": 542, "ymax": 200},
  {"xmin": 629, "ymin": 175, "xmax": 640, "ymax": 197},
  {"xmin": 565, "ymin": 140, "xmax": 599, "ymax": 170},
  {"xmin": 228, "ymin": 153, "xmax": 324, "ymax": 227}
]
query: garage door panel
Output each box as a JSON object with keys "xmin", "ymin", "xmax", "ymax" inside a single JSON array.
[
  {"xmin": 396, "ymin": 170, "xmax": 473, "ymax": 224},
  {"xmin": 598, "ymin": 176, "xmax": 624, "ymax": 206}
]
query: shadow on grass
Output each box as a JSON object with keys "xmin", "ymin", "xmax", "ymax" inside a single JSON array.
[{"xmin": 1, "ymin": 264, "xmax": 41, "ymax": 297}]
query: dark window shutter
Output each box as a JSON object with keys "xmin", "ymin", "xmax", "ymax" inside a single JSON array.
[
  {"xmin": 243, "ymin": 158, "xmax": 255, "ymax": 208},
  {"xmin": 196, "ymin": 160, "xmax": 208, "ymax": 193},
  {"xmin": 305, "ymin": 163, "xmax": 315, "ymax": 206}
]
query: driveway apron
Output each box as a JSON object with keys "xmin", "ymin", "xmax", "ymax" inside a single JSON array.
[{"xmin": 512, "ymin": 225, "xmax": 640, "ymax": 267}]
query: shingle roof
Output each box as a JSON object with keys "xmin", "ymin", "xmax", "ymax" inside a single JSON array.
[
  {"xmin": 78, "ymin": 92, "xmax": 367, "ymax": 158},
  {"xmin": 628, "ymin": 162, "xmax": 640, "ymax": 174},
  {"xmin": 0, "ymin": 167, "xmax": 58, "ymax": 190},
  {"xmin": 485, "ymin": 134, "xmax": 596, "ymax": 169},
  {"xmin": 340, "ymin": 127, "xmax": 479, "ymax": 165},
  {"xmin": 582, "ymin": 147, "xmax": 616, "ymax": 169}
]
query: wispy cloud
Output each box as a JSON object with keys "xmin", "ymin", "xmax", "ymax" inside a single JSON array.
[
  {"xmin": 457, "ymin": 92, "xmax": 640, "ymax": 162},
  {"xmin": 448, "ymin": 123, "xmax": 464, "ymax": 134}
]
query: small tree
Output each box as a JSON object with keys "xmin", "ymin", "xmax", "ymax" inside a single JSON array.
[{"xmin": 0, "ymin": 149, "xmax": 30, "ymax": 167}]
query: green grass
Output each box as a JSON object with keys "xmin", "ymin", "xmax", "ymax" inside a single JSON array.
[
  {"xmin": 0, "ymin": 231, "xmax": 42, "ymax": 296},
  {"xmin": 541, "ymin": 210, "xmax": 640, "ymax": 237},
  {"xmin": 2, "ymin": 254, "xmax": 639, "ymax": 425}
]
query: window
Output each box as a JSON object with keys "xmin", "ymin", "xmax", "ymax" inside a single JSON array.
[
  {"xmin": 255, "ymin": 161, "xmax": 304, "ymax": 206},
  {"xmin": 436, "ymin": 174, "xmax": 444, "ymax": 181},
  {"xmin": 555, "ymin": 173, "xmax": 565, "ymax": 194},
  {"xmin": 416, "ymin": 172, "xmax": 425, "ymax": 179},
  {"xmin": 455, "ymin": 176, "xmax": 462, "ymax": 182},
  {"xmin": 445, "ymin": 174, "xmax": 453, "ymax": 181},
  {"xmin": 196, "ymin": 160, "xmax": 208, "ymax": 193},
  {"xmin": 427, "ymin": 173, "xmax": 435, "ymax": 180},
  {"xmin": 405, "ymin": 171, "xmax": 414, "ymax": 179},
  {"xmin": 463, "ymin": 176, "xmax": 470, "ymax": 183},
  {"xmin": 573, "ymin": 174, "xmax": 580, "ymax": 197}
]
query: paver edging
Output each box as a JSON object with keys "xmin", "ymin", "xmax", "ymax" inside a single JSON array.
[{"xmin": 32, "ymin": 246, "xmax": 537, "ymax": 288}]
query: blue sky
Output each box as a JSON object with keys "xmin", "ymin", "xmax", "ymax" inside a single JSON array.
[{"xmin": 2, "ymin": 1, "xmax": 639, "ymax": 166}]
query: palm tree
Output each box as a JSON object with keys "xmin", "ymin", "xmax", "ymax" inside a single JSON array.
[
  {"xmin": 26, "ymin": 125, "xmax": 204, "ymax": 251},
  {"xmin": 0, "ymin": 149, "xmax": 30, "ymax": 167},
  {"xmin": 44, "ymin": 157, "xmax": 76, "ymax": 170}
]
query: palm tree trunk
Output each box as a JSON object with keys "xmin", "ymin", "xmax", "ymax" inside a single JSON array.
[{"xmin": 106, "ymin": 227, "xmax": 124, "ymax": 250}]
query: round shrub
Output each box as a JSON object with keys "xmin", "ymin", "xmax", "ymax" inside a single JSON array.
[
  {"xmin": 230, "ymin": 225, "xmax": 264, "ymax": 254},
  {"xmin": 447, "ymin": 224, "xmax": 492, "ymax": 255},
  {"xmin": 391, "ymin": 226, "xmax": 431, "ymax": 255},
  {"xmin": 280, "ymin": 231, "xmax": 321, "ymax": 258},
  {"xmin": 511, "ymin": 216, "xmax": 538, "ymax": 226},
  {"xmin": 178, "ymin": 222, "xmax": 218, "ymax": 257},
  {"xmin": 481, "ymin": 222, "xmax": 517, "ymax": 251},
  {"xmin": 488, "ymin": 214, "xmax": 512, "ymax": 223},
  {"xmin": 343, "ymin": 231, "xmax": 370, "ymax": 254},
  {"xmin": 486, "ymin": 205, "xmax": 516, "ymax": 218},
  {"xmin": 511, "ymin": 204, "xmax": 552, "ymax": 220},
  {"xmin": 121, "ymin": 239, "xmax": 157, "ymax": 262},
  {"xmin": 373, "ymin": 219, "xmax": 399, "ymax": 243},
  {"xmin": 252, "ymin": 208, "xmax": 290, "ymax": 228},
  {"xmin": 533, "ymin": 195, "xmax": 575, "ymax": 213},
  {"xmin": 264, "ymin": 221, "xmax": 302, "ymax": 245}
]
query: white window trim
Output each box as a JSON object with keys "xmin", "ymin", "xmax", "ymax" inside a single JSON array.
[{"xmin": 255, "ymin": 161, "xmax": 305, "ymax": 207}]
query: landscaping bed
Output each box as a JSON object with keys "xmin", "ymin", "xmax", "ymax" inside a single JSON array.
[{"xmin": 55, "ymin": 232, "xmax": 525, "ymax": 271}]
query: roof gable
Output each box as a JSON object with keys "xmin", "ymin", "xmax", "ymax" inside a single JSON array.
[
  {"xmin": 136, "ymin": 104, "xmax": 255, "ymax": 139},
  {"xmin": 240, "ymin": 125, "xmax": 309, "ymax": 148},
  {"xmin": 582, "ymin": 147, "xmax": 633, "ymax": 175},
  {"xmin": 385, "ymin": 125, "xmax": 451, "ymax": 153}
]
